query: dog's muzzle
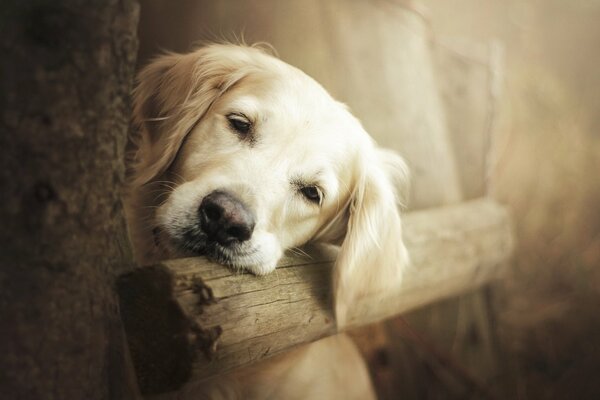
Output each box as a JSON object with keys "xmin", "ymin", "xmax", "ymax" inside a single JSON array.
[{"xmin": 198, "ymin": 190, "xmax": 256, "ymax": 247}]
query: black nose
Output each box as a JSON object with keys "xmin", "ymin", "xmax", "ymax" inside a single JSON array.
[{"xmin": 199, "ymin": 190, "xmax": 256, "ymax": 246}]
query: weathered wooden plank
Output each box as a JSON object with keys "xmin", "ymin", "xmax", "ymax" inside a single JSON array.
[{"xmin": 118, "ymin": 198, "xmax": 513, "ymax": 394}]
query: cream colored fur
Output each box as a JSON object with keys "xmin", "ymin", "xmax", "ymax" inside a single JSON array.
[{"xmin": 125, "ymin": 44, "xmax": 409, "ymax": 399}]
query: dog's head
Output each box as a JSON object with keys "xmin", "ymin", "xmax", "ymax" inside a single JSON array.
[{"xmin": 128, "ymin": 44, "xmax": 409, "ymax": 324}]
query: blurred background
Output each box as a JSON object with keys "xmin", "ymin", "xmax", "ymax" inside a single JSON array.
[
  {"xmin": 430, "ymin": 1, "xmax": 600, "ymax": 398},
  {"xmin": 138, "ymin": 0, "xmax": 600, "ymax": 398}
]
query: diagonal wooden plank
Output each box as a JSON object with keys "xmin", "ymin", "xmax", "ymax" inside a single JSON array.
[{"xmin": 118, "ymin": 198, "xmax": 513, "ymax": 395}]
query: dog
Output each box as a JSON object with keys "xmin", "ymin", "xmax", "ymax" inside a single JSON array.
[{"xmin": 125, "ymin": 44, "xmax": 409, "ymax": 399}]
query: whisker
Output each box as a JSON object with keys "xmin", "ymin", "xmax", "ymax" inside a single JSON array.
[{"xmin": 289, "ymin": 247, "xmax": 312, "ymax": 259}]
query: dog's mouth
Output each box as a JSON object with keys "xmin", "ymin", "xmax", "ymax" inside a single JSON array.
[
  {"xmin": 158, "ymin": 225, "xmax": 260, "ymax": 270},
  {"xmin": 205, "ymin": 243, "xmax": 260, "ymax": 269}
]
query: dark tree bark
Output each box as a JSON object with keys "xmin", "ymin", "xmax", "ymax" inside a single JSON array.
[{"xmin": 0, "ymin": 1, "xmax": 140, "ymax": 399}]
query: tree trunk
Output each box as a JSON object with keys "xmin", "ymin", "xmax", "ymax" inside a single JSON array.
[{"xmin": 0, "ymin": 1, "xmax": 140, "ymax": 399}]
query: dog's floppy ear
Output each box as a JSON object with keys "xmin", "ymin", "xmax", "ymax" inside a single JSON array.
[
  {"xmin": 131, "ymin": 46, "xmax": 251, "ymax": 186},
  {"xmin": 333, "ymin": 148, "xmax": 410, "ymax": 328}
]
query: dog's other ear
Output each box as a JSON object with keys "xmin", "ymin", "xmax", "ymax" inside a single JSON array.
[
  {"xmin": 130, "ymin": 46, "xmax": 251, "ymax": 186},
  {"xmin": 333, "ymin": 148, "xmax": 410, "ymax": 328}
]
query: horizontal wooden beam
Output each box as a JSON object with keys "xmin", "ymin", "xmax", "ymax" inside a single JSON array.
[{"xmin": 117, "ymin": 198, "xmax": 513, "ymax": 395}]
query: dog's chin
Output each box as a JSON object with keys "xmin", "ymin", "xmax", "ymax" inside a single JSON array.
[{"xmin": 161, "ymin": 228, "xmax": 279, "ymax": 276}]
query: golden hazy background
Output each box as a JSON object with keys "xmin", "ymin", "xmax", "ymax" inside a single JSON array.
[{"xmin": 429, "ymin": 0, "xmax": 600, "ymax": 398}]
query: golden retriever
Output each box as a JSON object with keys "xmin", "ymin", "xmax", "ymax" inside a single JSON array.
[{"xmin": 125, "ymin": 44, "xmax": 409, "ymax": 399}]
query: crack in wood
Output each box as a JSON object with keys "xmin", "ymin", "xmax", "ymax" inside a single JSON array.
[
  {"xmin": 214, "ymin": 280, "xmax": 320, "ymax": 302},
  {"xmin": 185, "ymin": 277, "xmax": 224, "ymax": 360},
  {"xmin": 189, "ymin": 323, "xmax": 223, "ymax": 361},
  {"xmin": 190, "ymin": 276, "xmax": 217, "ymax": 310}
]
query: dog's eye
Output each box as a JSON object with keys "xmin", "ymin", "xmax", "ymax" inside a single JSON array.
[
  {"xmin": 300, "ymin": 186, "xmax": 323, "ymax": 205},
  {"xmin": 227, "ymin": 113, "xmax": 252, "ymax": 136}
]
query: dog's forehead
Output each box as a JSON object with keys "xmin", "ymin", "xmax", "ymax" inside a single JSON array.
[
  {"xmin": 235, "ymin": 96, "xmax": 361, "ymax": 169},
  {"xmin": 229, "ymin": 72, "xmax": 364, "ymax": 143}
]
